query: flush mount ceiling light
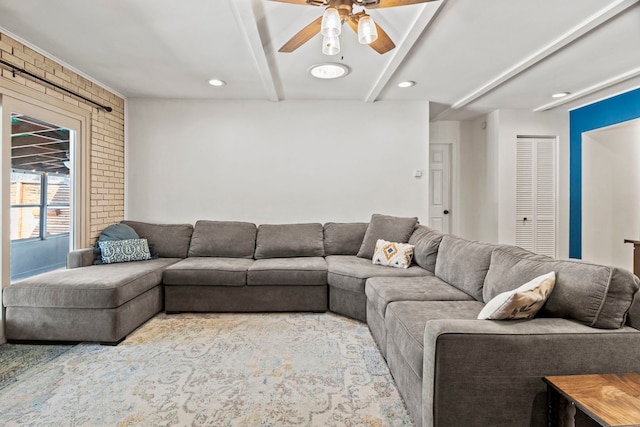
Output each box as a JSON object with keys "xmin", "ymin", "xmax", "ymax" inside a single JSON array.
[
  {"xmin": 309, "ymin": 63, "xmax": 350, "ymax": 79},
  {"xmin": 208, "ymin": 79, "xmax": 226, "ymax": 87},
  {"xmin": 552, "ymin": 91, "xmax": 571, "ymax": 98},
  {"xmin": 273, "ymin": 0, "xmax": 436, "ymax": 56},
  {"xmin": 398, "ymin": 81, "xmax": 416, "ymax": 88}
]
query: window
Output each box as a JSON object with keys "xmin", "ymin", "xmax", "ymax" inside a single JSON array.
[{"xmin": 10, "ymin": 170, "xmax": 71, "ymax": 240}]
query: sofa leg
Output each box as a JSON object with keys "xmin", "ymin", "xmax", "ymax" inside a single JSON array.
[{"xmin": 100, "ymin": 336, "xmax": 126, "ymax": 346}]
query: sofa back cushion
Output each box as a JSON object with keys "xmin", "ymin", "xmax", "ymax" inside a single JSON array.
[
  {"xmin": 188, "ymin": 220, "xmax": 257, "ymax": 259},
  {"xmin": 409, "ymin": 225, "xmax": 444, "ymax": 273},
  {"xmin": 254, "ymin": 223, "xmax": 324, "ymax": 259},
  {"xmin": 434, "ymin": 235, "xmax": 495, "ymax": 301},
  {"xmin": 483, "ymin": 247, "xmax": 640, "ymax": 329},
  {"xmin": 356, "ymin": 214, "xmax": 418, "ymax": 259},
  {"xmin": 323, "ymin": 222, "xmax": 368, "ymax": 255},
  {"xmin": 121, "ymin": 220, "xmax": 193, "ymax": 259}
]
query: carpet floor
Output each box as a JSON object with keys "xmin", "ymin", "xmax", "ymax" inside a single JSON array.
[
  {"xmin": 0, "ymin": 343, "xmax": 73, "ymax": 390},
  {"xmin": 0, "ymin": 313, "xmax": 413, "ymax": 426}
]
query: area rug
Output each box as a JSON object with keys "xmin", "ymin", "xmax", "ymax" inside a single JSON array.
[
  {"xmin": 0, "ymin": 313, "xmax": 413, "ymax": 426},
  {"xmin": 0, "ymin": 343, "xmax": 73, "ymax": 390}
]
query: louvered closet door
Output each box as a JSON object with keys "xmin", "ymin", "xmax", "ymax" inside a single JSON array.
[{"xmin": 516, "ymin": 136, "xmax": 557, "ymax": 257}]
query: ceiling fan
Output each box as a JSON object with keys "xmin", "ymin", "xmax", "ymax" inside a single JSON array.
[{"xmin": 271, "ymin": 0, "xmax": 435, "ymax": 55}]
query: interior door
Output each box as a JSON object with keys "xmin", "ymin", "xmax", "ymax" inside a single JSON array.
[{"xmin": 429, "ymin": 143, "xmax": 451, "ymax": 233}]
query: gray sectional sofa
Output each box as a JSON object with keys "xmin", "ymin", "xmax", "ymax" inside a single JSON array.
[{"xmin": 4, "ymin": 215, "xmax": 640, "ymax": 427}]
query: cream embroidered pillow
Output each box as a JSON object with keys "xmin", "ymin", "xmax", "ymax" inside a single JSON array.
[
  {"xmin": 372, "ymin": 239, "xmax": 415, "ymax": 269},
  {"xmin": 478, "ymin": 271, "xmax": 556, "ymax": 320}
]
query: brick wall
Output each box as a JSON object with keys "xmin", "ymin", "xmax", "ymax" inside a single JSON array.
[{"xmin": 0, "ymin": 32, "xmax": 125, "ymax": 246}]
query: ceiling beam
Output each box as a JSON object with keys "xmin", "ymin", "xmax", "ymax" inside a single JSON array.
[
  {"xmin": 449, "ymin": 0, "xmax": 639, "ymax": 110},
  {"xmin": 228, "ymin": 0, "xmax": 280, "ymax": 102},
  {"xmin": 364, "ymin": 0, "xmax": 447, "ymax": 103},
  {"xmin": 534, "ymin": 66, "xmax": 640, "ymax": 112}
]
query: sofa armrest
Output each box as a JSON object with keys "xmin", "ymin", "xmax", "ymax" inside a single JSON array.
[
  {"xmin": 66, "ymin": 248, "xmax": 95, "ymax": 269},
  {"xmin": 422, "ymin": 318, "xmax": 640, "ymax": 427}
]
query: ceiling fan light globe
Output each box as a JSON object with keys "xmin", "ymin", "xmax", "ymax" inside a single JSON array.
[
  {"xmin": 321, "ymin": 7, "xmax": 341, "ymax": 37},
  {"xmin": 322, "ymin": 35, "xmax": 340, "ymax": 55},
  {"xmin": 358, "ymin": 15, "xmax": 378, "ymax": 44}
]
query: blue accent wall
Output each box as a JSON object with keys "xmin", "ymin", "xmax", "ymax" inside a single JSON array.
[{"xmin": 569, "ymin": 87, "xmax": 640, "ymax": 258}]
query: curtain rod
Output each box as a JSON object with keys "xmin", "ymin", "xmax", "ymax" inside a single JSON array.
[{"xmin": 0, "ymin": 58, "xmax": 113, "ymax": 112}]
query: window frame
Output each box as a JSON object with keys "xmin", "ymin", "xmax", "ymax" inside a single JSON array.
[{"xmin": 10, "ymin": 168, "xmax": 71, "ymax": 241}]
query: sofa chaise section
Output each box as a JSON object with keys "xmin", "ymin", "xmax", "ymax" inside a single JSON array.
[
  {"xmin": 3, "ymin": 258, "xmax": 179, "ymax": 344},
  {"xmin": 3, "ymin": 220, "xmax": 193, "ymax": 344}
]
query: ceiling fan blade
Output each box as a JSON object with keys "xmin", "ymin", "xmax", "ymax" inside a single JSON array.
[
  {"xmin": 347, "ymin": 15, "xmax": 395, "ymax": 54},
  {"xmin": 367, "ymin": 0, "xmax": 436, "ymax": 8},
  {"xmin": 278, "ymin": 16, "xmax": 323, "ymax": 52},
  {"xmin": 369, "ymin": 23, "xmax": 395, "ymax": 54}
]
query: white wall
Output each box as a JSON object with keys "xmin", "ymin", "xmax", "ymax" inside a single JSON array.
[
  {"xmin": 494, "ymin": 110, "xmax": 568, "ymax": 255},
  {"xmin": 126, "ymin": 99, "xmax": 430, "ymax": 225},
  {"xmin": 455, "ymin": 110, "xmax": 569, "ymax": 255},
  {"xmin": 458, "ymin": 117, "xmax": 490, "ymax": 241},
  {"xmin": 582, "ymin": 120, "xmax": 640, "ymax": 270}
]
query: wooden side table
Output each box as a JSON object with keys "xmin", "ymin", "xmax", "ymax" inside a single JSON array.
[{"xmin": 544, "ymin": 373, "xmax": 640, "ymax": 427}]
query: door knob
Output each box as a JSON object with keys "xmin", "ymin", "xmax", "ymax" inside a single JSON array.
[{"xmin": 443, "ymin": 210, "xmax": 449, "ymax": 215}]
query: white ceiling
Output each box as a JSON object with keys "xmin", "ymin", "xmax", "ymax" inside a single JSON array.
[{"xmin": 0, "ymin": 0, "xmax": 638, "ymax": 120}]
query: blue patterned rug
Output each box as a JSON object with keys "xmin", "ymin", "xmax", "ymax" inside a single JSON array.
[
  {"xmin": 0, "ymin": 313, "xmax": 413, "ymax": 426},
  {"xmin": 0, "ymin": 343, "xmax": 73, "ymax": 390}
]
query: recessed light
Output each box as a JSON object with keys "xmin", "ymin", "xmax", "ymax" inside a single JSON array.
[
  {"xmin": 552, "ymin": 91, "xmax": 570, "ymax": 98},
  {"xmin": 308, "ymin": 63, "xmax": 349, "ymax": 79},
  {"xmin": 208, "ymin": 79, "xmax": 226, "ymax": 87},
  {"xmin": 398, "ymin": 81, "xmax": 416, "ymax": 88}
]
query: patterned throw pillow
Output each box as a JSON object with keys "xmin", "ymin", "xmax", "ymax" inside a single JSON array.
[
  {"xmin": 372, "ymin": 239, "xmax": 415, "ymax": 269},
  {"xmin": 99, "ymin": 238, "xmax": 152, "ymax": 264},
  {"xmin": 478, "ymin": 271, "xmax": 556, "ymax": 320}
]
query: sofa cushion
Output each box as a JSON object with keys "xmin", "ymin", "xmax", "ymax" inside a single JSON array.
[
  {"xmin": 3, "ymin": 258, "xmax": 178, "ymax": 309},
  {"xmin": 372, "ymin": 239, "xmax": 415, "ymax": 269},
  {"xmin": 254, "ymin": 223, "xmax": 324, "ymax": 259},
  {"xmin": 163, "ymin": 257, "xmax": 253, "ymax": 286},
  {"xmin": 478, "ymin": 271, "xmax": 556, "ymax": 320},
  {"xmin": 385, "ymin": 300, "xmax": 485, "ymax": 380},
  {"xmin": 365, "ymin": 276, "xmax": 475, "ymax": 320},
  {"xmin": 409, "ymin": 225, "xmax": 444, "ymax": 273},
  {"xmin": 326, "ymin": 255, "xmax": 430, "ymax": 293},
  {"xmin": 323, "ymin": 222, "xmax": 368, "ymax": 255},
  {"xmin": 248, "ymin": 257, "xmax": 327, "ymax": 286},
  {"xmin": 357, "ymin": 214, "xmax": 418, "ymax": 259},
  {"xmin": 483, "ymin": 248, "xmax": 640, "ymax": 329},
  {"xmin": 188, "ymin": 220, "xmax": 257, "ymax": 259},
  {"xmin": 122, "ymin": 221, "xmax": 193, "ymax": 259},
  {"xmin": 99, "ymin": 238, "xmax": 151, "ymax": 264},
  {"xmin": 434, "ymin": 235, "xmax": 495, "ymax": 301}
]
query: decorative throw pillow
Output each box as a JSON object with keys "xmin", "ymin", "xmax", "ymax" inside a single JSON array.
[
  {"xmin": 357, "ymin": 214, "xmax": 419, "ymax": 259},
  {"xmin": 93, "ymin": 223, "xmax": 140, "ymax": 264},
  {"xmin": 372, "ymin": 239, "xmax": 415, "ymax": 269},
  {"xmin": 99, "ymin": 238, "xmax": 152, "ymax": 264},
  {"xmin": 478, "ymin": 271, "xmax": 556, "ymax": 320}
]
